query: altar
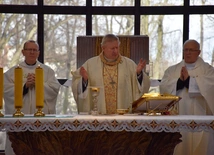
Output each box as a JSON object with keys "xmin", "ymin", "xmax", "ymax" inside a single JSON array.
[{"xmin": 0, "ymin": 115, "xmax": 214, "ymax": 155}]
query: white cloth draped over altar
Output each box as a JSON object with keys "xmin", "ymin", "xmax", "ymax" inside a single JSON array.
[{"xmin": 0, "ymin": 115, "xmax": 213, "ymax": 133}]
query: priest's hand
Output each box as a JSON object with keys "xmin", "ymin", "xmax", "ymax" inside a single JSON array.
[
  {"xmin": 80, "ymin": 66, "xmax": 88, "ymax": 82},
  {"xmin": 179, "ymin": 68, "xmax": 184, "ymax": 81},
  {"xmin": 136, "ymin": 58, "xmax": 146, "ymax": 74},
  {"xmin": 180, "ymin": 66, "xmax": 189, "ymax": 81},
  {"xmin": 26, "ymin": 73, "xmax": 35, "ymax": 89}
]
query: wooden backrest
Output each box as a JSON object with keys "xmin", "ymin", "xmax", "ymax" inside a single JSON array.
[{"xmin": 77, "ymin": 35, "xmax": 149, "ymax": 68}]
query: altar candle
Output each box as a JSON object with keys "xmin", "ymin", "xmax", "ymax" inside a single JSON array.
[
  {"xmin": 35, "ymin": 65, "xmax": 44, "ymax": 107},
  {"xmin": 0, "ymin": 68, "xmax": 3, "ymax": 109},
  {"xmin": 14, "ymin": 66, "xmax": 23, "ymax": 108}
]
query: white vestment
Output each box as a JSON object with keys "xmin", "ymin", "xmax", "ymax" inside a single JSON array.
[
  {"xmin": 159, "ymin": 57, "xmax": 214, "ymax": 155},
  {"xmin": 72, "ymin": 55, "xmax": 150, "ymax": 114},
  {"xmin": 4, "ymin": 61, "xmax": 61, "ymax": 155},
  {"xmin": 4, "ymin": 61, "xmax": 61, "ymax": 115}
]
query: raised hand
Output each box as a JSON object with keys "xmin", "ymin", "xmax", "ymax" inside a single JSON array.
[
  {"xmin": 136, "ymin": 58, "xmax": 147, "ymax": 74},
  {"xmin": 80, "ymin": 66, "xmax": 88, "ymax": 82}
]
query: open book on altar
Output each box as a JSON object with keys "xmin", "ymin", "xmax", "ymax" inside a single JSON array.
[{"xmin": 132, "ymin": 93, "xmax": 181, "ymax": 115}]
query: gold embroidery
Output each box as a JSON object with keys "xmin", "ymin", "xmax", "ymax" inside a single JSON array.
[
  {"xmin": 103, "ymin": 65, "xmax": 118, "ymax": 114},
  {"xmin": 100, "ymin": 52, "xmax": 122, "ymax": 66},
  {"xmin": 99, "ymin": 52, "xmax": 121, "ymax": 114},
  {"xmin": 104, "ymin": 64, "xmax": 117, "ymax": 88}
]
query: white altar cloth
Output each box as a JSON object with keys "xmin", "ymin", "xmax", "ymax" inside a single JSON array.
[{"xmin": 0, "ymin": 115, "xmax": 213, "ymax": 132}]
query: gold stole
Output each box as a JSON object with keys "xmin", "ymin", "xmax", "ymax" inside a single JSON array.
[{"xmin": 100, "ymin": 53, "xmax": 122, "ymax": 114}]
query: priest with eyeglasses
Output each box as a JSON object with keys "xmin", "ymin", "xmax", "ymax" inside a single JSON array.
[
  {"xmin": 3, "ymin": 40, "xmax": 61, "ymax": 155},
  {"xmin": 160, "ymin": 39, "xmax": 214, "ymax": 155}
]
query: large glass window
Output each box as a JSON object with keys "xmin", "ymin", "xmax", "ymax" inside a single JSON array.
[
  {"xmin": 189, "ymin": 14, "xmax": 214, "ymax": 66},
  {"xmin": 92, "ymin": 15, "xmax": 134, "ymax": 35},
  {"xmin": 141, "ymin": 0, "xmax": 183, "ymax": 6},
  {"xmin": 44, "ymin": 14, "xmax": 86, "ymax": 114},
  {"xmin": 44, "ymin": 0, "xmax": 86, "ymax": 6},
  {"xmin": 0, "ymin": 0, "xmax": 37, "ymax": 5},
  {"xmin": 141, "ymin": 15, "xmax": 183, "ymax": 80},
  {"xmin": 0, "ymin": 14, "xmax": 37, "ymax": 71},
  {"xmin": 190, "ymin": 0, "xmax": 214, "ymax": 5},
  {"xmin": 93, "ymin": 0, "xmax": 134, "ymax": 6},
  {"xmin": 44, "ymin": 14, "xmax": 86, "ymax": 79}
]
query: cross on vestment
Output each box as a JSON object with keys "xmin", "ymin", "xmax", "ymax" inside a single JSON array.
[{"xmin": 110, "ymin": 80, "xmax": 116, "ymax": 88}]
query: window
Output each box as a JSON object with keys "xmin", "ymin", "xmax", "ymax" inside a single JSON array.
[
  {"xmin": 141, "ymin": 0, "xmax": 183, "ymax": 6},
  {"xmin": 189, "ymin": 14, "xmax": 214, "ymax": 65},
  {"xmin": 141, "ymin": 15, "xmax": 183, "ymax": 79},
  {"xmin": 44, "ymin": 0, "xmax": 86, "ymax": 6},
  {"xmin": 0, "ymin": 0, "xmax": 37, "ymax": 5},
  {"xmin": 92, "ymin": 15, "xmax": 134, "ymax": 35}
]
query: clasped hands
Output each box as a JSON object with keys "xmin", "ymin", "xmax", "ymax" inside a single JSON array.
[
  {"xmin": 180, "ymin": 66, "xmax": 189, "ymax": 81},
  {"xmin": 26, "ymin": 73, "xmax": 35, "ymax": 89}
]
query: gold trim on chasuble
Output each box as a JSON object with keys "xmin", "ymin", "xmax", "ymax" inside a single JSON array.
[{"xmin": 100, "ymin": 53, "xmax": 122, "ymax": 114}]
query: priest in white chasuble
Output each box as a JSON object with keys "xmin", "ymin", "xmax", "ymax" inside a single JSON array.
[
  {"xmin": 72, "ymin": 34, "xmax": 150, "ymax": 114},
  {"xmin": 4, "ymin": 40, "xmax": 61, "ymax": 155},
  {"xmin": 4, "ymin": 40, "xmax": 61, "ymax": 115},
  {"xmin": 159, "ymin": 39, "xmax": 214, "ymax": 155}
]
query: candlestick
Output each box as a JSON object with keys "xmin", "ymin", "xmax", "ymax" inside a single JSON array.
[
  {"xmin": 0, "ymin": 68, "xmax": 4, "ymax": 117},
  {"xmin": 34, "ymin": 65, "xmax": 45, "ymax": 117},
  {"xmin": 13, "ymin": 65, "xmax": 24, "ymax": 117}
]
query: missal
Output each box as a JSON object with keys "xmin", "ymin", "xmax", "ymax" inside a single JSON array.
[{"xmin": 132, "ymin": 93, "xmax": 181, "ymax": 115}]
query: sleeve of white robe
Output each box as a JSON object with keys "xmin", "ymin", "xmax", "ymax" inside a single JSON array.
[
  {"xmin": 122, "ymin": 57, "xmax": 150, "ymax": 102},
  {"xmin": 141, "ymin": 72, "xmax": 150, "ymax": 94},
  {"xmin": 71, "ymin": 60, "xmax": 94, "ymax": 113},
  {"xmin": 159, "ymin": 65, "xmax": 181, "ymax": 95},
  {"xmin": 71, "ymin": 67, "xmax": 84, "ymax": 102},
  {"xmin": 194, "ymin": 64, "xmax": 214, "ymax": 114},
  {"xmin": 42, "ymin": 65, "xmax": 61, "ymax": 114},
  {"xmin": 3, "ymin": 67, "xmax": 17, "ymax": 114}
]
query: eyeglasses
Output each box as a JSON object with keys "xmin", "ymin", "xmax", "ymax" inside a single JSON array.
[
  {"xmin": 24, "ymin": 48, "xmax": 39, "ymax": 52},
  {"xmin": 183, "ymin": 49, "xmax": 199, "ymax": 53}
]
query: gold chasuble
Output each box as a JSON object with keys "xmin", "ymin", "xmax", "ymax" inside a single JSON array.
[{"xmin": 100, "ymin": 54, "xmax": 122, "ymax": 114}]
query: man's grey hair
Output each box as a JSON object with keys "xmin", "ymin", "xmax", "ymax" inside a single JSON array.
[
  {"xmin": 101, "ymin": 34, "xmax": 121, "ymax": 47},
  {"xmin": 23, "ymin": 40, "xmax": 39, "ymax": 50},
  {"xmin": 183, "ymin": 39, "xmax": 200, "ymax": 50}
]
